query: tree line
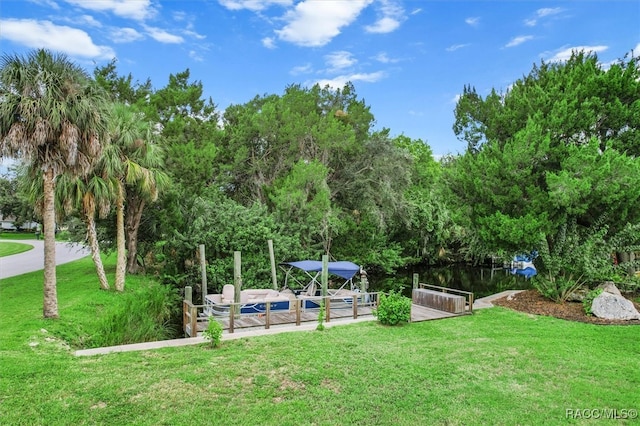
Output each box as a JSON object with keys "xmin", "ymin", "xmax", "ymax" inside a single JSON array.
[{"xmin": 1, "ymin": 48, "xmax": 639, "ymax": 317}]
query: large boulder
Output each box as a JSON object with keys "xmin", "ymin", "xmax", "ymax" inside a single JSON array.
[
  {"xmin": 597, "ymin": 281, "xmax": 622, "ymax": 296},
  {"xmin": 591, "ymin": 291, "xmax": 640, "ymax": 321}
]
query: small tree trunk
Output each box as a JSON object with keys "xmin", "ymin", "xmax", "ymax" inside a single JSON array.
[
  {"xmin": 42, "ymin": 168, "xmax": 59, "ymax": 318},
  {"xmin": 85, "ymin": 213, "xmax": 110, "ymax": 290},
  {"xmin": 125, "ymin": 195, "xmax": 145, "ymax": 274},
  {"xmin": 115, "ymin": 183, "xmax": 126, "ymax": 292}
]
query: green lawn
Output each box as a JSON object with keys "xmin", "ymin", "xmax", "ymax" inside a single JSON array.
[
  {"xmin": 0, "ymin": 241, "xmax": 33, "ymax": 257},
  {"xmin": 0, "ymin": 258, "xmax": 638, "ymax": 425},
  {"xmin": 0, "ymin": 232, "xmax": 39, "ymax": 241}
]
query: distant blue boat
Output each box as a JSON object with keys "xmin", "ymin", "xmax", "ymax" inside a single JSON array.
[{"xmin": 510, "ymin": 251, "xmax": 538, "ymax": 278}]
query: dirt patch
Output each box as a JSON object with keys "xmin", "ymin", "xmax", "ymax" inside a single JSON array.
[{"xmin": 492, "ymin": 289, "xmax": 640, "ymax": 325}]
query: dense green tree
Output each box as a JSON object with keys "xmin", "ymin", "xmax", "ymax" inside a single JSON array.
[
  {"xmin": 448, "ymin": 50, "xmax": 640, "ymax": 274},
  {"xmin": 217, "ymin": 83, "xmax": 373, "ymax": 206},
  {"xmin": 94, "ymin": 59, "xmax": 152, "ymax": 105},
  {"xmin": 391, "ymin": 135, "xmax": 455, "ymax": 263},
  {"xmin": 0, "ymin": 49, "xmax": 109, "ymax": 318}
]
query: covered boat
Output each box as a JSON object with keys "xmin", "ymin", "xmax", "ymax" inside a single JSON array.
[{"xmin": 280, "ymin": 260, "xmax": 365, "ymax": 309}]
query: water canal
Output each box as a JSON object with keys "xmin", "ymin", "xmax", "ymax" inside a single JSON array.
[{"xmin": 370, "ymin": 264, "xmax": 535, "ymax": 299}]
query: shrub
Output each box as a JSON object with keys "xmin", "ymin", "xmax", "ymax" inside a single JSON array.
[
  {"xmin": 532, "ymin": 274, "xmax": 584, "ymax": 304},
  {"xmin": 583, "ymin": 288, "xmax": 603, "ymax": 315},
  {"xmin": 203, "ymin": 318, "xmax": 224, "ymax": 348},
  {"xmin": 316, "ymin": 300, "xmax": 325, "ymax": 331},
  {"xmin": 92, "ymin": 282, "xmax": 180, "ymax": 347},
  {"xmin": 374, "ymin": 291, "xmax": 411, "ymax": 325}
]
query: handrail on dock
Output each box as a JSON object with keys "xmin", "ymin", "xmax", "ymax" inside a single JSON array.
[
  {"xmin": 182, "ymin": 287, "xmax": 381, "ymax": 337},
  {"xmin": 417, "ymin": 283, "xmax": 474, "ymax": 313}
]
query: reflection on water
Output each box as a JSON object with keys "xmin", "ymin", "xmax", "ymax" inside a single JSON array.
[{"xmin": 369, "ymin": 264, "xmax": 535, "ymax": 299}]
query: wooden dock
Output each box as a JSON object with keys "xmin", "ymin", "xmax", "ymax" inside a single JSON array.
[
  {"xmin": 184, "ymin": 284, "xmax": 474, "ymax": 337},
  {"xmin": 410, "ymin": 304, "xmax": 465, "ymax": 322}
]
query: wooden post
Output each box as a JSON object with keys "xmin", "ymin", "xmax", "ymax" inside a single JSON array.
[
  {"xmin": 352, "ymin": 295, "xmax": 358, "ymax": 319},
  {"xmin": 321, "ymin": 255, "xmax": 329, "ymax": 297},
  {"xmin": 412, "ymin": 273, "xmax": 419, "ymax": 290},
  {"xmin": 268, "ymin": 239, "xmax": 278, "ymax": 290},
  {"xmin": 295, "ymin": 299, "xmax": 301, "ymax": 326},
  {"xmin": 185, "ymin": 286, "xmax": 192, "ymax": 304},
  {"xmin": 199, "ymin": 244, "xmax": 207, "ymax": 302},
  {"xmin": 234, "ymin": 251, "xmax": 241, "ymax": 319},
  {"xmin": 229, "ymin": 304, "xmax": 235, "ymax": 334},
  {"xmin": 325, "ymin": 297, "xmax": 330, "ymax": 323},
  {"xmin": 190, "ymin": 305, "xmax": 197, "ymax": 337},
  {"xmin": 183, "ymin": 301, "xmax": 188, "ymax": 336},
  {"xmin": 265, "ymin": 301, "xmax": 271, "ymax": 330}
]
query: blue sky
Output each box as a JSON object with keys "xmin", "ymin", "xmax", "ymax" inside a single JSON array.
[{"xmin": 1, "ymin": 0, "xmax": 639, "ymax": 160}]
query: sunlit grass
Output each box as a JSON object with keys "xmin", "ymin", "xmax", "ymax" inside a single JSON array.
[
  {"xmin": 0, "ymin": 241, "xmax": 33, "ymax": 257},
  {"xmin": 0, "ymin": 231, "xmax": 38, "ymax": 241},
  {"xmin": 1, "ymin": 257, "xmax": 638, "ymax": 425}
]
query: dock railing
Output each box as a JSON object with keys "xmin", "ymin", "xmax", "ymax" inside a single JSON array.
[
  {"xmin": 417, "ymin": 283, "xmax": 474, "ymax": 314},
  {"xmin": 183, "ymin": 287, "xmax": 381, "ymax": 336}
]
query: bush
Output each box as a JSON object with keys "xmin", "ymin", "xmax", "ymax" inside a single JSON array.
[
  {"xmin": 374, "ymin": 291, "xmax": 411, "ymax": 325},
  {"xmin": 532, "ymin": 274, "xmax": 584, "ymax": 304},
  {"xmin": 92, "ymin": 282, "xmax": 180, "ymax": 347},
  {"xmin": 583, "ymin": 288, "xmax": 603, "ymax": 315},
  {"xmin": 203, "ymin": 318, "xmax": 224, "ymax": 348}
]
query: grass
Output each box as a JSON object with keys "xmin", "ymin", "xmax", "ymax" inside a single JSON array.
[
  {"xmin": 0, "ymin": 241, "xmax": 33, "ymax": 257},
  {"xmin": 1, "ymin": 258, "xmax": 639, "ymax": 425},
  {"xmin": 0, "ymin": 231, "xmax": 39, "ymax": 241}
]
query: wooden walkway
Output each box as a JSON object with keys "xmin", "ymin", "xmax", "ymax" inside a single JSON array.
[{"xmin": 410, "ymin": 304, "xmax": 466, "ymax": 322}]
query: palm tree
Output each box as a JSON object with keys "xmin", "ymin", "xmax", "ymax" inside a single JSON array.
[
  {"xmin": 56, "ymin": 173, "xmax": 115, "ymax": 290},
  {"xmin": 103, "ymin": 103, "xmax": 168, "ymax": 291},
  {"xmin": 0, "ymin": 49, "xmax": 109, "ymax": 318}
]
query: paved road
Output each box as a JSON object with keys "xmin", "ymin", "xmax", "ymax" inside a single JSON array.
[{"xmin": 0, "ymin": 239, "xmax": 90, "ymax": 280}]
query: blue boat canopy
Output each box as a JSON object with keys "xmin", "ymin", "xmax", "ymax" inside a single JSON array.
[{"xmin": 281, "ymin": 260, "xmax": 360, "ymax": 280}]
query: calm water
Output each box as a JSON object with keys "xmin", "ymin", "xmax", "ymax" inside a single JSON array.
[{"xmin": 369, "ymin": 265, "xmax": 535, "ymax": 299}]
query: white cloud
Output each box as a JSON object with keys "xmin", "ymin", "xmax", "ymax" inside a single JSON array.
[
  {"xmin": 411, "ymin": 8, "xmax": 422, "ymax": 15},
  {"xmin": 465, "ymin": 17, "xmax": 480, "ymax": 26},
  {"xmin": 275, "ymin": 0, "xmax": 372, "ymax": 47},
  {"xmin": 64, "ymin": 0, "xmax": 156, "ymax": 21},
  {"xmin": 144, "ymin": 26, "xmax": 184, "ymax": 44},
  {"xmin": 365, "ymin": 0, "xmax": 404, "ymax": 34},
  {"xmin": 505, "ymin": 35, "xmax": 533, "ymax": 48},
  {"xmin": 110, "ymin": 27, "xmax": 144, "ymax": 43},
  {"xmin": 325, "ymin": 51, "xmax": 356, "ymax": 72},
  {"xmin": 0, "ymin": 18, "xmax": 114, "ymax": 59},
  {"xmin": 59, "ymin": 14, "xmax": 102, "ymax": 28},
  {"xmin": 184, "ymin": 29, "xmax": 206, "ymax": 40},
  {"xmin": 547, "ymin": 45, "xmax": 608, "ymax": 62},
  {"xmin": 27, "ymin": 0, "xmax": 60, "ymax": 9},
  {"xmin": 373, "ymin": 52, "xmax": 399, "ymax": 63},
  {"xmin": 365, "ymin": 16, "xmax": 400, "ymax": 33},
  {"xmin": 262, "ymin": 37, "xmax": 276, "ymax": 49},
  {"xmin": 446, "ymin": 43, "xmax": 469, "ymax": 52},
  {"xmin": 537, "ymin": 7, "xmax": 563, "ymax": 18},
  {"xmin": 290, "ymin": 63, "xmax": 312, "ymax": 75},
  {"xmin": 634, "ymin": 43, "xmax": 640, "ymax": 55},
  {"xmin": 218, "ymin": 0, "xmax": 292, "ymax": 12},
  {"xmin": 525, "ymin": 7, "xmax": 563, "ymax": 27},
  {"xmin": 315, "ymin": 71, "xmax": 384, "ymax": 89},
  {"xmin": 78, "ymin": 14, "xmax": 102, "ymax": 27},
  {"xmin": 189, "ymin": 50, "xmax": 204, "ymax": 62}
]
